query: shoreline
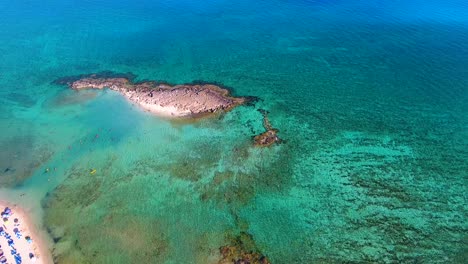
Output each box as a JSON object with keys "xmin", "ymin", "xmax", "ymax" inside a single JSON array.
[{"xmin": 0, "ymin": 200, "xmax": 53, "ymax": 264}]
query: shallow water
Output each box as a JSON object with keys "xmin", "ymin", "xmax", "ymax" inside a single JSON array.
[{"xmin": 1, "ymin": 0, "xmax": 467, "ymax": 263}]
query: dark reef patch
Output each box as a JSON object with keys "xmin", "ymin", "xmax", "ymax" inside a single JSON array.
[
  {"xmin": 218, "ymin": 232, "xmax": 270, "ymax": 264},
  {"xmin": 0, "ymin": 135, "xmax": 53, "ymax": 187},
  {"xmin": 42, "ymin": 161, "xmax": 169, "ymax": 264},
  {"xmin": 4, "ymin": 92, "xmax": 37, "ymax": 107}
]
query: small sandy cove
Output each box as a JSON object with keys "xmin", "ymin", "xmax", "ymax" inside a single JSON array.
[{"xmin": 0, "ymin": 201, "xmax": 52, "ymax": 264}]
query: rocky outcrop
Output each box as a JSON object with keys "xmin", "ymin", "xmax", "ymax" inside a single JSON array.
[
  {"xmin": 218, "ymin": 245, "xmax": 271, "ymax": 264},
  {"xmin": 57, "ymin": 73, "xmax": 282, "ymax": 147},
  {"xmin": 218, "ymin": 231, "xmax": 271, "ymax": 264},
  {"xmin": 253, "ymin": 109, "xmax": 281, "ymax": 147},
  {"xmin": 63, "ymin": 75, "xmax": 246, "ymax": 118}
]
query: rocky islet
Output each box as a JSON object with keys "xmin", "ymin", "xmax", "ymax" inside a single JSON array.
[{"xmin": 59, "ymin": 74, "xmax": 281, "ymax": 147}]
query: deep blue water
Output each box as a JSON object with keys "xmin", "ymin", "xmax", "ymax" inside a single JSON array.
[{"xmin": 1, "ymin": 0, "xmax": 467, "ymax": 263}]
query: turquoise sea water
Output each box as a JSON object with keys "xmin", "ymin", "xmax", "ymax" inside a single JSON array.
[{"xmin": 1, "ymin": 0, "xmax": 467, "ymax": 263}]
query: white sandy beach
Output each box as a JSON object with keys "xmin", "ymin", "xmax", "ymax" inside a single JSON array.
[{"xmin": 0, "ymin": 201, "xmax": 52, "ymax": 264}]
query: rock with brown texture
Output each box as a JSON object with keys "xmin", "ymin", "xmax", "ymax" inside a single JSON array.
[
  {"xmin": 218, "ymin": 245, "xmax": 271, "ymax": 264},
  {"xmin": 62, "ymin": 75, "xmax": 246, "ymax": 118},
  {"xmin": 253, "ymin": 109, "xmax": 281, "ymax": 147},
  {"xmin": 56, "ymin": 73, "xmax": 283, "ymax": 147}
]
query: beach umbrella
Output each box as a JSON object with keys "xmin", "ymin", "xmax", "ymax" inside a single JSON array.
[{"xmin": 29, "ymin": 253, "xmax": 37, "ymax": 262}]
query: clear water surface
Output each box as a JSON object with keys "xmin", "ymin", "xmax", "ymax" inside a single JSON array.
[{"xmin": 0, "ymin": 0, "xmax": 467, "ymax": 263}]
